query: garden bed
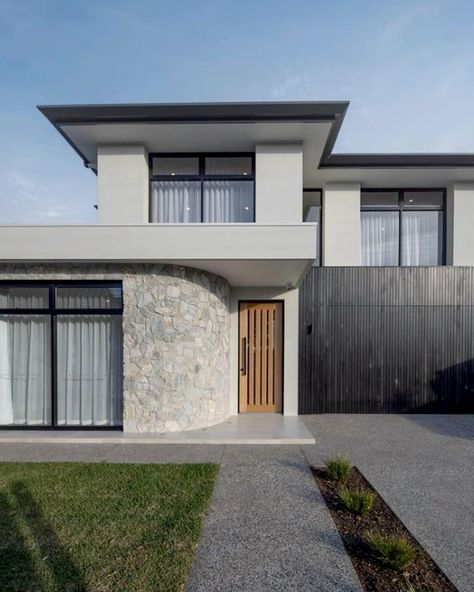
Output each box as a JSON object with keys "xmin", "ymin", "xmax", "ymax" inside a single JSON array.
[{"xmin": 313, "ymin": 466, "xmax": 457, "ymax": 592}]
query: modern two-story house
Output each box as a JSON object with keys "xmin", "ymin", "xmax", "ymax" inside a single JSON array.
[{"xmin": 0, "ymin": 101, "xmax": 473, "ymax": 431}]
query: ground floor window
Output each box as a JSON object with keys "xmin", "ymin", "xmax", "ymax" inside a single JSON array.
[{"xmin": 0, "ymin": 282, "xmax": 123, "ymax": 428}]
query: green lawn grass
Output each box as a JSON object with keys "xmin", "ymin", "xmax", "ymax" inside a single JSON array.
[{"xmin": 0, "ymin": 462, "xmax": 219, "ymax": 592}]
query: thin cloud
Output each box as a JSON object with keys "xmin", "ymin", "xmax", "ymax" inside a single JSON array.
[
  {"xmin": 269, "ymin": 73, "xmax": 307, "ymax": 100},
  {"xmin": 381, "ymin": 0, "xmax": 445, "ymax": 43},
  {"xmin": 0, "ymin": 168, "xmax": 96, "ymax": 224},
  {"xmin": 6, "ymin": 172, "xmax": 41, "ymax": 202},
  {"xmin": 44, "ymin": 208, "xmax": 65, "ymax": 218}
]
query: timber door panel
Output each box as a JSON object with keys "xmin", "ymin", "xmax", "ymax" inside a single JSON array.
[{"xmin": 239, "ymin": 302, "xmax": 283, "ymax": 413}]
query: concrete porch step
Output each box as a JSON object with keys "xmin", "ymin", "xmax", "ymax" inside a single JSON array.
[{"xmin": 0, "ymin": 415, "xmax": 315, "ymax": 445}]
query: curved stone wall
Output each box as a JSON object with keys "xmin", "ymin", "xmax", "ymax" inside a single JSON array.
[
  {"xmin": 0, "ymin": 263, "xmax": 231, "ymax": 433},
  {"xmin": 122, "ymin": 265, "xmax": 231, "ymax": 432}
]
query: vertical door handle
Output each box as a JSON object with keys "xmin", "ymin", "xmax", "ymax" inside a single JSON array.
[{"xmin": 240, "ymin": 337, "xmax": 247, "ymax": 375}]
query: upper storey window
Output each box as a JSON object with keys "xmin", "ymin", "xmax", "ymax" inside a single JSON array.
[
  {"xmin": 361, "ymin": 189, "xmax": 445, "ymax": 266},
  {"xmin": 150, "ymin": 154, "xmax": 255, "ymax": 223}
]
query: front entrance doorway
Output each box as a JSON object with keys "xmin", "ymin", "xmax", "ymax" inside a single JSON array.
[{"xmin": 239, "ymin": 301, "xmax": 283, "ymax": 413}]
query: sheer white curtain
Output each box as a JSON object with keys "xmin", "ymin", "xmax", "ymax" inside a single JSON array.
[
  {"xmin": 0, "ymin": 288, "xmax": 50, "ymax": 425},
  {"xmin": 0, "ymin": 318, "xmax": 13, "ymax": 424},
  {"xmin": 56, "ymin": 316, "xmax": 122, "ymax": 426},
  {"xmin": 150, "ymin": 181, "xmax": 201, "ymax": 223},
  {"xmin": 361, "ymin": 211, "xmax": 399, "ymax": 266},
  {"xmin": 203, "ymin": 181, "xmax": 254, "ymax": 222},
  {"xmin": 401, "ymin": 211, "xmax": 442, "ymax": 265},
  {"xmin": 0, "ymin": 315, "xmax": 50, "ymax": 425}
]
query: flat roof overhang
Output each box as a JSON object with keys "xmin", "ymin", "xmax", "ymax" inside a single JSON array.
[
  {"xmin": 37, "ymin": 101, "xmax": 349, "ymax": 183},
  {"xmin": 37, "ymin": 100, "xmax": 474, "ymax": 183}
]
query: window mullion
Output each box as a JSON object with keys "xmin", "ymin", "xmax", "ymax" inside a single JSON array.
[
  {"xmin": 398, "ymin": 191, "xmax": 403, "ymax": 266},
  {"xmin": 201, "ymin": 179, "xmax": 204, "ymax": 223}
]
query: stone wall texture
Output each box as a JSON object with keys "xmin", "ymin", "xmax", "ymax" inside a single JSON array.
[{"xmin": 0, "ymin": 264, "xmax": 231, "ymax": 432}]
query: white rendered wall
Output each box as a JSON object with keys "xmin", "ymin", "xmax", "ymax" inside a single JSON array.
[
  {"xmin": 255, "ymin": 144, "xmax": 303, "ymax": 224},
  {"xmin": 322, "ymin": 183, "xmax": 361, "ymax": 266},
  {"xmin": 449, "ymin": 183, "xmax": 474, "ymax": 265},
  {"xmin": 229, "ymin": 287, "xmax": 299, "ymax": 416},
  {"xmin": 97, "ymin": 145, "xmax": 149, "ymax": 224}
]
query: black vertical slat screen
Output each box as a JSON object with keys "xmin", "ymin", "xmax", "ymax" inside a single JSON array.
[{"xmin": 299, "ymin": 267, "xmax": 474, "ymax": 413}]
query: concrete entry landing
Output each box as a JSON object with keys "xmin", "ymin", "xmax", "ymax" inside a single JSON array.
[{"xmin": 0, "ymin": 415, "xmax": 315, "ymax": 445}]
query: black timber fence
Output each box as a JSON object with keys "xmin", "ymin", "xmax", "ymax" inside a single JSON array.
[{"xmin": 299, "ymin": 267, "xmax": 474, "ymax": 413}]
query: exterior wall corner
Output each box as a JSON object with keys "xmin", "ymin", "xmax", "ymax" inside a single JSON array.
[
  {"xmin": 255, "ymin": 143, "xmax": 303, "ymax": 224},
  {"xmin": 97, "ymin": 144, "xmax": 149, "ymax": 224}
]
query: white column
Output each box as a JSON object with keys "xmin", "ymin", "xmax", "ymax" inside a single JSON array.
[
  {"xmin": 322, "ymin": 183, "xmax": 361, "ymax": 266},
  {"xmin": 281, "ymin": 287, "xmax": 299, "ymax": 416},
  {"xmin": 97, "ymin": 145, "xmax": 149, "ymax": 224},
  {"xmin": 255, "ymin": 144, "xmax": 303, "ymax": 224},
  {"xmin": 450, "ymin": 183, "xmax": 474, "ymax": 265}
]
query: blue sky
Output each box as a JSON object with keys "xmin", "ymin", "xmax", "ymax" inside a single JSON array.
[{"xmin": 1, "ymin": 0, "xmax": 474, "ymax": 223}]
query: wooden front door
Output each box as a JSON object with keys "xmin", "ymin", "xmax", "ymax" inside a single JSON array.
[{"xmin": 239, "ymin": 302, "xmax": 283, "ymax": 413}]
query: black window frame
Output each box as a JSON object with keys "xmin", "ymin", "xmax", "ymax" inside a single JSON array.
[
  {"xmin": 361, "ymin": 188, "xmax": 447, "ymax": 266},
  {"xmin": 0, "ymin": 280, "xmax": 123, "ymax": 431},
  {"xmin": 149, "ymin": 152, "xmax": 256, "ymax": 223}
]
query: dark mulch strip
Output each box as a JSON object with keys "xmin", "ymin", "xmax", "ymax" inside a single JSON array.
[{"xmin": 313, "ymin": 467, "xmax": 457, "ymax": 592}]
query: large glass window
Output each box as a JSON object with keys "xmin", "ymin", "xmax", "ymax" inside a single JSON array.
[
  {"xmin": 150, "ymin": 154, "xmax": 255, "ymax": 223},
  {"xmin": 0, "ymin": 282, "xmax": 123, "ymax": 428},
  {"xmin": 361, "ymin": 190, "xmax": 445, "ymax": 266}
]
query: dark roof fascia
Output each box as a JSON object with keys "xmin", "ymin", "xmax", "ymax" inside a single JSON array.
[
  {"xmin": 313, "ymin": 103, "xmax": 474, "ymax": 169},
  {"xmin": 317, "ymin": 104, "xmax": 349, "ymax": 167},
  {"xmin": 320, "ymin": 153, "xmax": 474, "ymax": 168},
  {"xmin": 37, "ymin": 101, "xmax": 349, "ymax": 126}
]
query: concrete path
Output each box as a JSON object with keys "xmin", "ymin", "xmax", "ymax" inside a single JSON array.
[
  {"xmin": 187, "ymin": 446, "xmax": 361, "ymax": 592},
  {"xmin": 302, "ymin": 414, "xmax": 474, "ymax": 592}
]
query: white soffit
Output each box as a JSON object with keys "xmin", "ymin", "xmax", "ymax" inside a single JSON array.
[
  {"xmin": 61, "ymin": 121, "xmax": 332, "ymax": 183},
  {"xmin": 164, "ymin": 259, "xmax": 311, "ymax": 287}
]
